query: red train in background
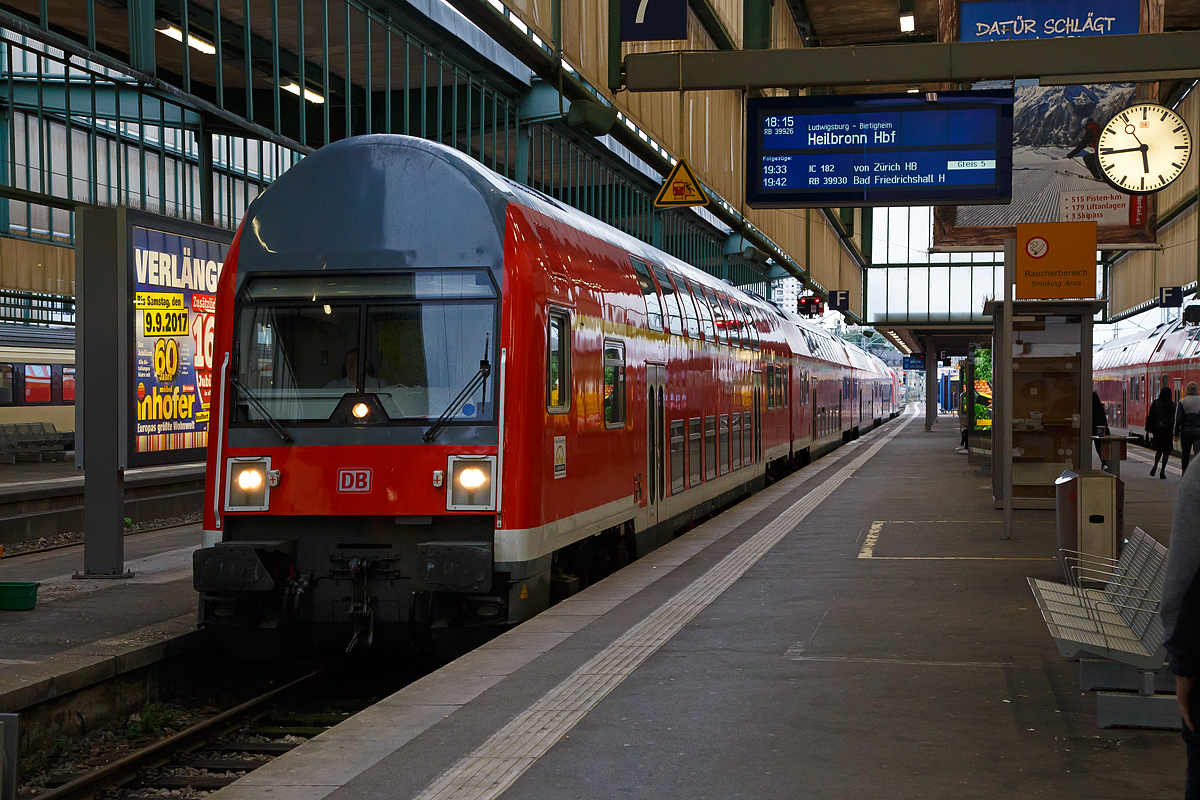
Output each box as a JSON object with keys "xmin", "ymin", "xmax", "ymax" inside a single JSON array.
[
  {"xmin": 1094, "ymin": 319, "xmax": 1200, "ymax": 438},
  {"xmin": 193, "ymin": 135, "xmax": 900, "ymax": 655}
]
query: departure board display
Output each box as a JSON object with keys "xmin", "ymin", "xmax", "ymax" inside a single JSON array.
[{"xmin": 745, "ymin": 91, "xmax": 1014, "ymax": 208}]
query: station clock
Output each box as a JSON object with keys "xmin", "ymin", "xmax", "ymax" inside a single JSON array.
[{"xmin": 1097, "ymin": 103, "xmax": 1192, "ymax": 195}]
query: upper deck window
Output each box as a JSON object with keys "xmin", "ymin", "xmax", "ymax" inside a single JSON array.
[
  {"xmin": 651, "ymin": 264, "xmax": 682, "ymax": 335},
  {"xmin": 629, "ymin": 257, "xmax": 663, "ymax": 332},
  {"xmin": 547, "ymin": 309, "xmax": 571, "ymax": 413}
]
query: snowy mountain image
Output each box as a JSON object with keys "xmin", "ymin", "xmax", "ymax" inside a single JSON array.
[{"xmin": 957, "ymin": 83, "xmax": 1136, "ymax": 226}]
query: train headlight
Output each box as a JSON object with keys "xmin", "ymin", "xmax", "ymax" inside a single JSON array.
[
  {"xmin": 225, "ymin": 457, "xmax": 272, "ymax": 511},
  {"xmin": 352, "ymin": 402, "xmax": 370, "ymax": 419},
  {"xmin": 447, "ymin": 456, "xmax": 496, "ymax": 511}
]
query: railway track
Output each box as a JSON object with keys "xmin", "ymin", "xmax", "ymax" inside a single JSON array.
[
  {"xmin": 0, "ymin": 464, "xmax": 204, "ymax": 552},
  {"xmin": 33, "ymin": 670, "xmax": 324, "ymax": 800},
  {"xmin": 27, "ymin": 657, "xmax": 426, "ymax": 799}
]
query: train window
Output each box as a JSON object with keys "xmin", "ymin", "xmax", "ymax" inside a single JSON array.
[
  {"xmin": 717, "ymin": 295, "xmax": 740, "ymax": 347},
  {"xmin": 603, "ymin": 340, "xmax": 625, "ymax": 428},
  {"xmin": 778, "ymin": 365, "xmax": 787, "ymax": 407},
  {"xmin": 547, "ymin": 310, "xmax": 571, "ymax": 413},
  {"xmin": 741, "ymin": 304, "xmax": 760, "ymax": 351},
  {"xmin": 689, "ymin": 417, "xmax": 703, "ymax": 487},
  {"xmin": 629, "ymin": 257, "xmax": 663, "ymax": 332},
  {"xmin": 670, "ymin": 419, "xmax": 686, "ymax": 494},
  {"xmin": 0, "ymin": 364, "xmax": 11, "ymax": 404},
  {"xmin": 651, "ymin": 264, "xmax": 682, "ymax": 335},
  {"xmin": 705, "ymin": 416, "xmax": 717, "ymax": 480},
  {"xmin": 731, "ymin": 413, "xmax": 742, "ymax": 470},
  {"xmin": 703, "ymin": 287, "xmax": 727, "ymax": 344},
  {"xmin": 742, "ymin": 411, "xmax": 752, "ymax": 466},
  {"xmin": 689, "ymin": 281, "xmax": 715, "ymax": 341},
  {"xmin": 24, "ymin": 365, "xmax": 51, "ymax": 403},
  {"xmin": 719, "ymin": 414, "xmax": 730, "ymax": 474},
  {"xmin": 672, "ymin": 273, "xmax": 699, "ymax": 338},
  {"xmin": 767, "ymin": 367, "xmax": 775, "ymax": 409},
  {"xmin": 63, "ymin": 367, "xmax": 76, "ymax": 404}
]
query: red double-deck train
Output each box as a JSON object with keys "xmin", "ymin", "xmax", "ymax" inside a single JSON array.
[
  {"xmin": 1094, "ymin": 318, "xmax": 1200, "ymax": 437},
  {"xmin": 193, "ymin": 135, "xmax": 900, "ymax": 655}
]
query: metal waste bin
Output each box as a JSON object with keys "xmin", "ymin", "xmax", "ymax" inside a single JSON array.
[{"xmin": 1055, "ymin": 469, "xmax": 1124, "ymax": 583}]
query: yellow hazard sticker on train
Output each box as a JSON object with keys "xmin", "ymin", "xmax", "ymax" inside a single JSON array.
[{"xmin": 654, "ymin": 159, "xmax": 709, "ymax": 208}]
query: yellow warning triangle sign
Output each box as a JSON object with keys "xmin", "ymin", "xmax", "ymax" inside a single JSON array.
[{"xmin": 654, "ymin": 159, "xmax": 709, "ymax": 208}]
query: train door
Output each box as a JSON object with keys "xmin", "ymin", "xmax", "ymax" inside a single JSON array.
[
  {"xmin": 752, "ymin": 371, "xmax": 762, "ymax": 462},
  {"xmin": 646, "ymin": 363, "xmax": 666, "ymax": 529},
  {"xmin": 1122, "ymin": 382, "xmax": 1128, "ymax": 429},
  {"xmin": 1176, "ymin": 378, "xmax": 1183, "ymax": 402}
]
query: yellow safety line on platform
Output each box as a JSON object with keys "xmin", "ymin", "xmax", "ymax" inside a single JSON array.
[
  {"xmin": 859, "ymin": 521, "xmax": 1055, "ymax": 560},
  {"xmin": 410, "ymin": 410, "xmax": 918, "ymax": 800}
]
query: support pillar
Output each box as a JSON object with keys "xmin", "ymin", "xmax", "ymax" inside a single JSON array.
[
  {"xmin": 925, "ymin": 339, "xmax": 936, "ymax": 431},
  {"xmin": 75, "ymin": 206, "xmax": 131, "ymax": 578},
  {"xmin": 199, "ymin": 118, "xmax": 214, "ymax": 226}
]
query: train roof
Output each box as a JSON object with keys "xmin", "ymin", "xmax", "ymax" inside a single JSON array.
[
  {"xmin": 241, "ymin": 136, "xmax": 887, "ymax": 375},
  {"xmin": 1095, "ymin": 319, "xmax": 1200, "ymax": 370}
]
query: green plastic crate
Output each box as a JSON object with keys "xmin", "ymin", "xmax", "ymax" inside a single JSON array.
[{"xmin": 0, "ymin": 581, "xmax": 39, "ymax": 610}]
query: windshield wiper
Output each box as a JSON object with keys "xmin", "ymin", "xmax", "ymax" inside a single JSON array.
[
  {"xmin": 230, "ymin": 376, "xmax": 294, "ymax": 442},
  {"xmin": 424, "ymin": 335, "xmax": 491, "ymax": 443}
]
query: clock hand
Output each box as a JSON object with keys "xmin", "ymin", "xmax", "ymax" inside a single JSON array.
[
  {"xmin": 1102, "ymin": 146, "xmax": 1144, "ymax": 155},
  {"xmin": 1141, "ymin": 145, "xmax": 1149, "ymax": 174}
]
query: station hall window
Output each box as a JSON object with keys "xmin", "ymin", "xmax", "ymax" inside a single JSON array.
[
  {"xmin": 0, "ymin": 364, "xmax": 12, "ymax": 404},
  {"xmin": 603, "ymin": 340, "xmax": 625, "ymax": 428},
  {"xmin": 629, "ymin": 257, "xmax": 663, "ymax": 332},
  {"xmin": 63, "ymin": 367, "xmax": 76, "ymax": 403},
  {"xmin": 547, "ymin": 309, "xmax": 571, "ymax": 412},
  {"xmin": 25, "ymin": 364, "xmax": 51, "ymax": 403}
]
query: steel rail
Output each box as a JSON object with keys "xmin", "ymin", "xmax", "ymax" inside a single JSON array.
[{"xmin": 33, "ymin": 669, "xmax": 324, "ymax": 800}]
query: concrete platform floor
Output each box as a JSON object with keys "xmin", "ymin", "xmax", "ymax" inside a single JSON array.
[
  {"xmin": 209, "ymin": 407, "xmax": 1186, "ymax": 800},
  {"xmin": 0, "ymin": 525, "xmax": 203, "ymax": 713}
]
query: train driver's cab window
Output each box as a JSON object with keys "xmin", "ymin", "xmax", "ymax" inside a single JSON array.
[
  {"xmin": 63, "ymin": 367, "xmax": 76, "ymax": 403},
  {"xmin": 0, "ymin": 364, "xmax": 12, "ymax": 404},
  {"xmin": 603, "ymin": 340, "xmax": 625, "ymax": 428},
  {"xmin": 232, "ymin": 269, "xmax": 498, "ymax": 425},
  {"xmin": 629, "ymin": 257, "xmax": 664, "ymax": 332},
  {"xmin": 548, "ymin": 309, "xmax": 572, "ymax": 413},
  {"xmin": 25, "ymin": 365, "xmax": 51, "ymax": 403}
]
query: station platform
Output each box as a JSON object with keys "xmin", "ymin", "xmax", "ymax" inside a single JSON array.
[
  {"xmin": 208, "ymin": 406, "xmax": 1185, "ymax": 800},
  {"xmin": 0, "ymin": 525, "xmax": 206, "ymax": 718}
]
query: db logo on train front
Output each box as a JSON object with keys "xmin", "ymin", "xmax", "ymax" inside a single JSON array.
[{"xmin": 337, "ymin": 469, "xmax": 372, "ymax": 493}]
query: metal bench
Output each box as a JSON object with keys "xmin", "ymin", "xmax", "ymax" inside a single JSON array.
[
  {"xmin": 0, "ymin": 422, "xmax": 73, "ymax": 462},
  {"xmin": 1028, "ymin": 527, "xmax": 1176, "ymax": 729}
]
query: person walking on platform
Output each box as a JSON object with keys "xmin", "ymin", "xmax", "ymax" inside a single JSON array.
[
  {"xmin": 1161, "ymin": 454, "xmax": 1200, "ymax": 797},
  {"xmin": 1149, "ymin": 386, "xmax": 1178, "ymax": 478},
  {"xmin": 1178, "ymin": 382, "xmax": 1200, "ymax": 474},
  {"xmin": 1093, "ymin": 391, "xmax": 1109, "ymax": 468}
]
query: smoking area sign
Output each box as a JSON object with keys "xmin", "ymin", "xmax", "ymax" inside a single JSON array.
[{"xmin": 1015, "ymin": 222, "xmax": 1097, "ymax": 300}]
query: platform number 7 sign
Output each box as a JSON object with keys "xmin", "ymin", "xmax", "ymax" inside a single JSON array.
[{"xmin": 621, "ymin": 0, "xmax": 687, "ymax": 41}]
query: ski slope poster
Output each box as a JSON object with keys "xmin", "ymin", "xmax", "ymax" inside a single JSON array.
[{"xmin": 933, "ymin": 0, "xmax": 1157, "ymax": 249}]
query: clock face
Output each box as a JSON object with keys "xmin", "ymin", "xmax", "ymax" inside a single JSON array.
[{"xmin": 1097, "ymin": 103, "xmax": 1192, "ymax": 195}]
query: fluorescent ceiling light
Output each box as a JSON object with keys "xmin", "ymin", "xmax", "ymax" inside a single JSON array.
[
  {"xmin": 899, "ymin": 14, "xmax": 915, "ymax": 32},
  {"xmin": 156, "ymin": 23, "xmax": 216, "ymax": 55},
  {"xmin": 281, "ymin": 80, "xmax": 325, "ymax": 104},
  {"xmin": 907, "ymin": 85, "xmax": 919, "ymax": 94}
]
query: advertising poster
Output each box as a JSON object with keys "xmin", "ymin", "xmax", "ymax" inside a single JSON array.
[
  {"xmin": 131, "ymin": 226, "xmax": 227, "ymax": 460},
  {"xmin": 933, "ymin": 0, "xmax": 1158, "ymax": 249}
]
